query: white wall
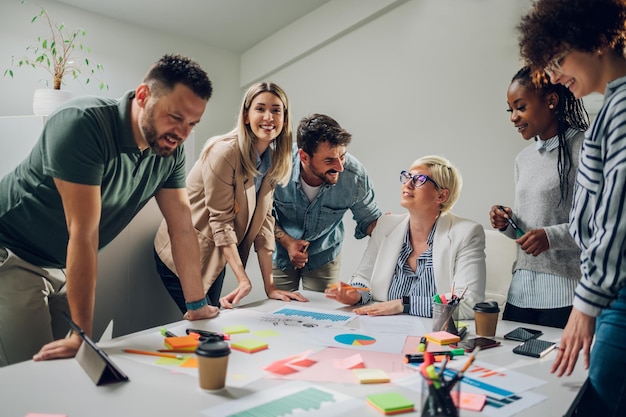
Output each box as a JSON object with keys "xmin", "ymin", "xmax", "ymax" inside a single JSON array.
[
  {"xmin": 0, "ymin": 0, "xmax": 240, "ymax": 144},
  {"xmin": 238, "ymin": 0, "xmax": 533, "ymax": 286}
]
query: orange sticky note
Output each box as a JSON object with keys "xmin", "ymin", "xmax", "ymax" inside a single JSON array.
[{"xmin": 164, "ymin": 335, "xmax": 199, "ymax": 351}]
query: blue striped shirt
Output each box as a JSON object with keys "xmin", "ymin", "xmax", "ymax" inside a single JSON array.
[
  {"xmin": 357, "ymin": 221, "xmax": 438, "ymax": 316},
  {"xmin": 570, "ymin": 75, "xmax": 626, "ymax": 317}
]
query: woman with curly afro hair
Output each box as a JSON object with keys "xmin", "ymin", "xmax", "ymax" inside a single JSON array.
[{"xmin": 518, "ymin": 0, "xmax": 626, "ymax": 415}]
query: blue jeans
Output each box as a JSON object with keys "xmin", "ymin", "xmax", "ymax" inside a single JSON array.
[
  {"xmin": 153, "ymin": 250, "xmax": 225, "ymax": 313},
  {"xmin": 576, "ymin": 285, "xmax": 626, "ymax": 416}
]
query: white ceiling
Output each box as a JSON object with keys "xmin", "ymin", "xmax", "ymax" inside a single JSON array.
[{"xmin": 54, "ymin": 0, "xmax": 332, "ymax": 53}]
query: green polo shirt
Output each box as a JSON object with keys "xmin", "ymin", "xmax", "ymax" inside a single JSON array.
[{"xmin": 0, "ymin": 91, "xmax": 187, "ymax": 268}]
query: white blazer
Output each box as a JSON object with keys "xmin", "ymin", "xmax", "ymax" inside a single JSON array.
[{"xmin": 350, "ymin": 212, "xmax": 486, "ymax": 319}]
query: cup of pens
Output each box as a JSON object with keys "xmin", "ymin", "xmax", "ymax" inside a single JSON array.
[
  {"xmin": 432, "ymin": 301, "xmax": 459, "ymax": 334},
  {"xmin": 420, "ymin": 361, "xmax": 460, "ymax": 417}
]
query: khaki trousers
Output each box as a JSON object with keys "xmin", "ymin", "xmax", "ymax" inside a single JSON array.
[{"xmin": 0, "ymin": 248, "xmax": 68, "ymax": 367}]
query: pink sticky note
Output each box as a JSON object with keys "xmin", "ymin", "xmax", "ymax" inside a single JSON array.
[
  {"xmin": 333, "ymin": 353, "xmax": 365, "ymax": 370},
  {"xmin": 450, "ymin": 391, "xmax": 487, "ymax": 411},
  {"xmin": 25, "ymin": 414, "xmax": 68, "ymax": 417}
]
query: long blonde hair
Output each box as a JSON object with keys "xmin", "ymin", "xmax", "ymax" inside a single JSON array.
[{"xmin": 200, "ymin": 82, "xmax": 292, "ymax": 186}]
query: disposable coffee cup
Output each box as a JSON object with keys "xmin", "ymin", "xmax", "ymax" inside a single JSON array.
[
  {"xmin": 473, "ymin": 301, "xmax": 500, "ymax": 337},
  {"xmin": 196, "ymin": 336, "xmax": 231, "ymax": 392}
]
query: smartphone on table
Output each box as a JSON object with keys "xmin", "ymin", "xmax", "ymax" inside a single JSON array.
[
  {"xmin": 503, "ymin": 327, "xmax": 543, "ymax": 342},
  {"xmin": 457, "ymin": 337, "xmax": 501, "ymax": 353}
]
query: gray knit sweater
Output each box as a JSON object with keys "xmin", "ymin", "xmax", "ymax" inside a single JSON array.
[{"xmin": 502, "ymin": 129, "xmax": 583, "ymax": 280}]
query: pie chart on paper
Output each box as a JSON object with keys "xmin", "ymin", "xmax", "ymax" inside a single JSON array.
[{"xmin": 334, "ymin": 333, "xmax": 376, "ymax": 346}]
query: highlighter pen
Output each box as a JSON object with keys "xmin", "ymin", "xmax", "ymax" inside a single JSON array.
[
  {"xmin": 160, "ymin": 328, "xmax": 176, "ymax": 338},
  {"xmin": 499, "ymin": 205, "xmax": 525, "ymax": 237},
  {"xmin": 417, "ymin": 336, "xmax": 427, "ymax": 352},
  {"xmin": 186, "ymin": 328, "xmax": 229, "ymax": 341}
]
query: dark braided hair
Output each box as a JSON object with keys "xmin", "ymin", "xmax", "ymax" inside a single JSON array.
[{"xmin": 512, "ymin": 66, "xmax": 589, "ymax": 205}]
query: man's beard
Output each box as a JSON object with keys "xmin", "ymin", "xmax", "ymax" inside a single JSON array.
[{"xmin": 140, "ymin": 107, "xmax": 179, "ymax": 157}]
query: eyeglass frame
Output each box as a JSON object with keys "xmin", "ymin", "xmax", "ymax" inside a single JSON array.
[
  {"xmin": 400, "ymin": 170, "xmax": 441, "ymax": 189},
  {"xmin": 545, "ymin": 49, "xmax": 571, "ymax": 77}
]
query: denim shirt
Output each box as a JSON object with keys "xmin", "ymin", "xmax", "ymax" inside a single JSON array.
[{"xmin": 272, "ymin": 145, "xmax": 382, "ymax": 272}]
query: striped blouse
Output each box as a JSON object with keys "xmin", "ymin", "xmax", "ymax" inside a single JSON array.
[
  {"xmin": 357, "ymin": 220, "xmax": 438, "ymax": 317},
  {"xmin": 570, "ymin": 75, "xmax": 626, "ymax": 317}
]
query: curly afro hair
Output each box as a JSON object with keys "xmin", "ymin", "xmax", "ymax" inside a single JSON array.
[{"xmin": 518, "ymin": 0, "xmax": 626, "ymax": 72}]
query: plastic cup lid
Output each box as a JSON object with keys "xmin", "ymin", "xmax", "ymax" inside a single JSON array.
[
  {"xmin": 473, "ymin": 301, "xmax": 500, "ymax": 313},
  {"xmin": 196, "ymin": 339, "xmax": 231, "ymax": 357}
]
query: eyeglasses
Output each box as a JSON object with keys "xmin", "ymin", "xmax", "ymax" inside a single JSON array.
[
  {"xmin": 545, "ymin": 49, "xmax": 571, "ymax": 77},
  {"xmin": 400, "ymin": 170, "xmax": 440, "ymax": 189}
]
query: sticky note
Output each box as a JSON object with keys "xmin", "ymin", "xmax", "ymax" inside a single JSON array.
[
  {"xmin": 222, "ymin": 325, "xmax": 249, "ymax": 335},
  {"xmin": 367, "ymin": 392, "xmax": 415, "ymax": 415},
  {"xmin": 352, "ymin": 368, "xmax": 391, "ymax": 384},
  {"xmin": 164, "ymin": 335, "xmax": 198, "ymax": 351},
  {"xmin": 231, "ymin": 338, "xmax": 268, "ymax": 353},
  {"xmin": 451, "ymin": 391, "xmax": 487, "ymax": 411},
  {"xmin": 424, "ymin": 331, "xmax": 460, "ymax": 345}
]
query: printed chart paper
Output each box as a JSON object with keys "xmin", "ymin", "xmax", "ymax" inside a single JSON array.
[{"xmin": 202, "ymin": 382, "xmax": 360, "ymax": 417}]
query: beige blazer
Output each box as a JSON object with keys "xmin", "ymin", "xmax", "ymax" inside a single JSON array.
[
  {"xmin": 349, "ymin": 212, "xmax": 486, "ymax": 319},
  {"xmin": 154, "ymin": 136, "xmax": 276, "ymax": 291}
]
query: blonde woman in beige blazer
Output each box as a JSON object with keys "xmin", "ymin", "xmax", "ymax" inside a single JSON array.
[
  {"xmin": 154, "ymin": 82, "xmax": 307, "ymax": 316},
  {"xmin": 326, "ymin": 155, "xmax": 485, "ymax": 319}
]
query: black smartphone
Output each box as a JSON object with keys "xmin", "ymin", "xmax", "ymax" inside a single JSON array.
[
  {"xmin": 458, "ymin": 337, "xmax": 501, "ymax": 353},
  {"xmin": 512, "ymin": 339, "xmax": 557, "ymax": 358},
  {"xmin": 503, "ymin": 327, "xmax": 543, "ymax": 342}
]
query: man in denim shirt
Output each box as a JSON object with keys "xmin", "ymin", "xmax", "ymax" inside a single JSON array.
[{"xmin": 272, "ymin": 114, "xmax": 381, "ymax": 292}]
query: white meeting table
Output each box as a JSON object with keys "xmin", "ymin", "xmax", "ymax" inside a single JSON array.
[{"xmin": 0, "ymin": 291, "xmax": 586, "ymax": 417}]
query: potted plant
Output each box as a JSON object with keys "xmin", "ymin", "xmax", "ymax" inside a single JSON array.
[{"xmin": 3, "ymin": 3, "xmax": 108, "ymax": 115}]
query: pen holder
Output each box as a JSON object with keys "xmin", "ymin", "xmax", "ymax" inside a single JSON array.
[
  {"xmin": 432, "ymin": 302, "xmax": 459, "ymax": 334},
  {"xmin": 420, "ymin": 372, "xmax": 460, "ymax": 417}
]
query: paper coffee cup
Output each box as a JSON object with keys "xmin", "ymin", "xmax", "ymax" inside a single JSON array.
[
  {"xmin": 196, "ymin": 337, "xmax": 230, "ymax": 392},
  {"xmin": 473, "ymin": 301, "xmax": 500, "ymax": 337}
]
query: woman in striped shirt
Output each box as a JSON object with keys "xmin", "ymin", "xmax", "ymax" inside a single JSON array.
[{"xmin": 518, "ymin": 0, "xmax": 626, "ymax": 415}]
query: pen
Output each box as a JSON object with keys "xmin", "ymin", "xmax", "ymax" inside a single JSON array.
[
  {"xmin": 186, "ymin": 328, "xmax": 229, "ymax": 341},
  {"xmin": 328, "ymin": 283, "xmax": 371, "ymax": 292},
  {"xmin": 160, "ymin": 328, "xmax": 176, "ymax": 338},
  {"xmin": 404, "ymin": 354, "xmax": 450, "ymax": 364},
  {"xmin": 499, "ymin": 205, "xmax": 525, "ymax": 237},
  {"xmin": 417, "ymin": 336, "xmax": 427, "ymax": 352},
  {"xmin": 124, "ymin": 349, "xmax": 184, "ymax": 360},
  {"xmin": 460, "ymin": 346, "xmax": 481, "ymax": 373}
]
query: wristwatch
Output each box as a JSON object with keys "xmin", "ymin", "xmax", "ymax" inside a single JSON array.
[{"xmin": 402, "ymin": 296, "xmax": 411, "ymax": 314}]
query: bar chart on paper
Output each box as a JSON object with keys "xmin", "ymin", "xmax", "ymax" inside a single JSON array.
[
  {"xmin": 265, "ymin": 307, "xmax": 357, "ymax": 328},
  {"xmin": 203, "ymin": 382, "xmax": 360, "ymax": 417}
]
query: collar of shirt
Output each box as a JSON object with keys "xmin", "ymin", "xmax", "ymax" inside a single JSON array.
[{"xmin": 534, "ymin": 127, "xmax": 580, "ymax": 153}]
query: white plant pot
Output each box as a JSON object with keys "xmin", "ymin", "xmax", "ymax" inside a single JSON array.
[{"xmin": 33, "ymin": 89, "xmax": 74, "ymax": 116}]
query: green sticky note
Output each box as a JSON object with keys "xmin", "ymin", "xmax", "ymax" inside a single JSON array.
[
  {"xmin": 222, "ymin": 325, "xmax": 249, "ymax": 334},
  {"xmin": 367, "ymin": 392, "xmax": 414, "ymax": 413},
  {"xmin": 231, "ymin": 338, "xmax": 268, "ymax": 353}
]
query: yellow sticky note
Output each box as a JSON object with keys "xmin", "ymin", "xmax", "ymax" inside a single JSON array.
[
  {"xmin": 231, "ymin": 338, "xmax": 268, "ymax": 353},
  {"xmin": 222, "ymin": 325, "xmax": 249, "ymax": 335},
  {"xmin": 352, "ymin": 368, "xmax": 391, "ymax": 384}
]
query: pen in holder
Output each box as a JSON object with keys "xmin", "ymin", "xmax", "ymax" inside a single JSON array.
[
  {"xmin": 420, "ymin": 363, "xmax": 460, "ymax": 417},
  {"xmin": 432, "ymin": 302, "xmax": 459, "ymax": 334}
]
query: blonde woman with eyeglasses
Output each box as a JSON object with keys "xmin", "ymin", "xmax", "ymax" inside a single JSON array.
[{"xmin": 325, "ymin": 155, "xmax": 486, "ymax": 320}]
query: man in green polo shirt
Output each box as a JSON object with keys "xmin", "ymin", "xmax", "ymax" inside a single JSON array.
[{"xmin": 0, "ymin": 54, "xmax": 218, "ymax": 366}]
